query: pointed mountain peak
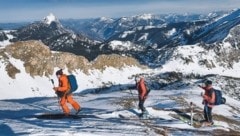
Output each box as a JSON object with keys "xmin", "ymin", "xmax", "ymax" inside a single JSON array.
[{"xmin": 43, "ymin": 13, "xmax": 58, "ymax": 25}]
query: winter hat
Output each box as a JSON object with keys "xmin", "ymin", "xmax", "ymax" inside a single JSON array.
[
  {"xmin": 205, "ymin": 80, "xmax": 212, "ymax": 86},
  {"xmin": 56, "ymin": 69, "xmax": 63, "ymax": 76}
]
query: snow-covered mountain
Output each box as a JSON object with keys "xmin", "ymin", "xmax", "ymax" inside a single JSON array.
[
  {"xmin": 104, "ymin": 9, "xmax": 240, "ymax": 48},
  {"xmin": 0, "ymin": 11, "xmax": 232, "ymax": 60},
  {"xmin": 98, "ymin": 9, "xmax": 240, "ymax": 69},
  {"xmin": 189, "ymin": 8, "xmax": 240, "ymax": 44},
  {"xmin": 2, "ymin": 13, "xmax": 98, "ymax": 59},
  {"xmin": 61, "ymin": 11, "xmax": 225, "ymax": 41},
  {"xmin": 0, "ymin": 30, "xmax": 15, "ymax": 47}
]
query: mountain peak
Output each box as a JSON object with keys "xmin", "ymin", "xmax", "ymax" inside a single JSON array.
[
  {"xmin": 134, "ymin": 14, "xmax": 153, "ymax": 20},
  {"xmin": 43, "ymin": 13, "xmax": 58, "ymax": 25},
  {"xmin": 99, "ymin": 17, "xmax": 112, "ymax": 21}
]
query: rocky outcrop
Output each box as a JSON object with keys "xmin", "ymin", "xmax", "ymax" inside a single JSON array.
[{"xmin": 1, "ymin": 40, "xmax": 143, "ymax": 78}]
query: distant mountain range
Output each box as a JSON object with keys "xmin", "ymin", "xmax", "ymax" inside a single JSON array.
[
  {"xmin": 61, "ymin": 11, "xmax": 226, "ymax": 41},
  {"xmin": 95, "ymin": 9, "xmax": 240, "ymax": 68},
  {"xmin": 0, "ymin": 9, "xmax": 239, "ymax": 69},
  {"xmin": 0, "ymin": 22, "xmax": 30, "ymax": 30}
]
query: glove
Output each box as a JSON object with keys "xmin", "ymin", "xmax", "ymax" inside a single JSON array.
[
  {"xmin": 139, "ymin": 95, "xmax": 144, "ymax": 101},
  {"xmin": 53, "ymin": 87, "xmax": 58, "ymax": 91},
  {"xmin": 202, "ymin": 95, "xmax": 208, "ymax": 100},
  {"xmin": 143, "ymin": 96, "xmax": 147, "ymax": 100}
]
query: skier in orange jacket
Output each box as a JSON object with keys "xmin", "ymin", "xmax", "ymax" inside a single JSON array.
[{"xmin": 53, "ymin": 69, "xmax": 81, "ymax": 115}]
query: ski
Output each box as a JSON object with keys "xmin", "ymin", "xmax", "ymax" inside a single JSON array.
[
  {"xmin": 35, "ymin": 113, "xmax": 81, "ymax": 119},
  {"xmin": 170, "ymin": 113, "xmax": 202, "ymax": 128},
  {"xmin": 118, "ymin": 114, "xmax": 164, "ymax": 120},
  {"xmin": 35, "ymin": 113, "xmax": 100, "ymax": 120},
  {"xmin": 119, "ymin": 114, "xmax": 151, "ymax": 120}
]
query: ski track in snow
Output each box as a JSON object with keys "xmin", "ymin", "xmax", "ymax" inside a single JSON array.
[{"xmin": 1, "ymin": 87, "xmax": 240, "ymax": 135}]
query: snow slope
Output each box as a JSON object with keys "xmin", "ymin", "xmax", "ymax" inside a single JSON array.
[
  {"xmin": 0, "ymin": 55, "xmax": 145, "ymax": 100},
  {"xmin": 0, "ymin": 46, "xmax": 240, "ymax": 135},
  {"xmin": 0, "ymin": 82, "xmax": 240, "ymax": 135},
  {"xmin": 161, "ymin": 44, "xmax": 240, "ymax": 78},
  {"xmin": 1, "ymin": 44, "xmax": 239, "ymax": 135}
]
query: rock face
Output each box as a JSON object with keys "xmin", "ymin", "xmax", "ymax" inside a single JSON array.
[
  {"xmin": 0, "ymin": 31, "xmax": 8, "ymax": 41},
  {"xmin": 1, "ymin": 41, "xmax": 143, "ymax": 78}
]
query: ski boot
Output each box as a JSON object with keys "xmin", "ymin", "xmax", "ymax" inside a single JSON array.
[{"xmin": 139, "ymin": 110, "xmax": 149, "ymax": 119}]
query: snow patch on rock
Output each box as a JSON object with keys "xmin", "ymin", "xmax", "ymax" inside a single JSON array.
[{"xmin": 43, "ymin": 13, "xmax": 57, "ymax": 25}]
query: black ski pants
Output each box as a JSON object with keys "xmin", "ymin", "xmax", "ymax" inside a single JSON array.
[
  {"xmin": 138, "ymin": 98, "xmax": 146, "ymax": 113},
  {"xmin": 204, "ymin": 105, "xmax": 213, "ymax": 123}
]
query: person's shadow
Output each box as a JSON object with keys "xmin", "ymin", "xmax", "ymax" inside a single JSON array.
[
  {"xmin": 128, "ymin": 108, "xmax": 140, "ymax": 116},
  {"xmin": 0, "ymin": 123, "xmax": 15, "ymax": 135}
]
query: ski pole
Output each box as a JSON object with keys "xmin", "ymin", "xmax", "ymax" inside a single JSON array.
[
  {"xmin": 129, "ymin": 89, "xmax": 138, "ymax": 108},
  {"xmin": 50, "ymin": 79, "xmax": 56, "ymax": 90},
  {"xmin": 190, "ymin": 102, "xmax": 193, "ymax": 126},
  {"xmin": 50, "ymin": 79, "xmax": 55, "ymax": 87},
  {"xmin": 50, "ymin": 79, "xmax": 61, "ymax": 111}
]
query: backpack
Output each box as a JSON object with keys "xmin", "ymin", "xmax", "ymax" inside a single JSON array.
[
  {"xmin": 144, "ymin": 81, "xmax": 151, "ymax": 96},
  {"xmin": 67, "ymin": 75, "xmax": 78, "ymax": 94},
  {"xmin": 212, "ymin": 89, "xmax": 226, "ymax": 105}
]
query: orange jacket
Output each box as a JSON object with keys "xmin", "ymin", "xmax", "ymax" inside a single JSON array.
[
  {"xmin": 201, "ymin": 86, "xmax": 216, "ymax": 107},
  {"xmin": 57, "ymin": 74, "xmax": 70, "ymax": 92},
  {"xmin": 137, "ymin": 78, "xmax": 147, "ymax": 100}
]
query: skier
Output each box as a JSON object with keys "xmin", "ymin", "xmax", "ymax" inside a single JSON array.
[
  {"xmin": 53, "ymin": 69, "xmax": 81, "ymax": 116},
  {"xmin": 135, "ymin": 76, "xmax": 150, "ymax": 118},
  {"xmin": 198, "ymin": 80, "xmax": 215, "ymax": 126}
]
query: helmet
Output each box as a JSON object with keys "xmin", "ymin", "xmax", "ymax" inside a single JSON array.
[
  {"xmin": 56, "ymin": 69, "xmax": 63, "ymax": 76},
  {"xmin": 205, "ymin": 80, "xmax": 212, "ymax": 86}
]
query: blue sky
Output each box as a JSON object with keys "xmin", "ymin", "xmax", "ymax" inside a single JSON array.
[{"xmin": 0, "ymin": 0, "xmax": 239, "ymax": 22}]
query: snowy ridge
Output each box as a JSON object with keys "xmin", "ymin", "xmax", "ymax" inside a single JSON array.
[
  {"xmin": 160, "ymin": 23, "xmax": 240, "ymax": 78},
  {"xmin": 166, "ymin": 28, "xmax": 176, "ymax": 36},
  {"xmin": 0, "ymin": 40, "xmax": 145, "ymax": 100},
  {"xmin": 109, "ymin": 40, "xmax": 143, "ymax": 51},
  {"xmin": 0, "ymin": 30, "xmax": 14, "ymax": 47},
  {"xmin": 134, "ymin": 14, "xmax": 153, "ymax": 20},
  {"xmin": 99, "ymin": 17, "xmax": 114, "ymax": 22},
  {"xmin": 161, "ymin": 44, "xmax": 240, "ymax": 78},
  {"xmin": 191, "ymin": 8, "xmax": 240, "ymax": 44},
  {"xmin": 0, "ymin": 55, "xmax": 144, "ymax": 100}
]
